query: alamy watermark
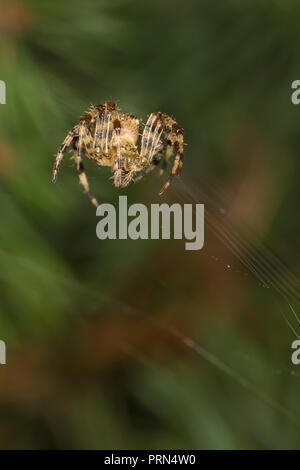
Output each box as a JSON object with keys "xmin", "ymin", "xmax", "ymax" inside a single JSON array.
[
  {"xmin": 96, "ymin": 196, "xmax": 204, "ymax": 251},
  {"xmin": 291, "ymin": 80, "xmax": 300, "ymax": 105},
  {"xmin": 291, "ymin": 339, "xmax": 300, "ymax": 365},
  {"xmin": 0, "ymin": 340, "xmax": 6, "ymax": 365},
  {"xmin": 0, "ymin": 80, "xmax": 6, "ymax": 104}
]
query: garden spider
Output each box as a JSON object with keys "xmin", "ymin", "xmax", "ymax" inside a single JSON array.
[{"xmin": 52, "ymin": 101, "xmax": 184, "ymax": 208}]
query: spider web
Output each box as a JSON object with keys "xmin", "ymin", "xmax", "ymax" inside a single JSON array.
[
  {"xmin": 174, "ymin": 174, "xmax": 300, "ymax": 333},
  {"xmin": 0, "ymin": 167, "xmax": 299, "ymax": 444},
  {"xmin": 2, "ymin": 166, "xmax": 300, "ymax": 436}
]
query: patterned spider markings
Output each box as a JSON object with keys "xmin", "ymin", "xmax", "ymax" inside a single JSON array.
[{"xmin": 52, "ymin": 101, "xmax": 184, "ymax": 208}]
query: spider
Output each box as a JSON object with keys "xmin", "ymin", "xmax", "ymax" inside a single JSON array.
[{"xmin": 52, "ymin": 101, "xmax": 184, "ymax": 208}]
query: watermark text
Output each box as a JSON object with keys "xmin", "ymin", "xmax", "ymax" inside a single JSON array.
[
  {"xmin": 0, "ymin": 340, "xmax": 6, "ymax": 365},
  {"xmin": 96, "ymin": 196, "xmax": 204, "ymax": 251},
  {"xmin": 0, "ymin": 80, "xmax": 6, "ymax": 104}
]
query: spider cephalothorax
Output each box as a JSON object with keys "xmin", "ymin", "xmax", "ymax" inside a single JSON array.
[{"xmin": 52, "ymin": 101, "xmax": 184, "ymax": 207}]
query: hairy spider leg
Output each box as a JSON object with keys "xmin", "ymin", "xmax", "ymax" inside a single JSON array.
[
  {"xmin": 116, "ymin": 114, "xmax": 154, "ymax": 187},
  {"xmin": 159, "ymin": 137, "xmax": 183, "ymax": 195},
  {"xmin": 99, "ymin": 102, "xmax": 116, "ymax": 152},
  {"xmin": 133, "ymin": 116, "xmax": 164, "ymax": 184},
  {"xmin": 75, "ymin": 157, "xmax": 99, "ymax": 208},
  {"xmin": 95, "ymin": 102, "xmax": 121, "ymax": 184},
  {"xmin": 72, "ymin": 132, "xmax": 100, "ymax": 208},
  {"xmin": 84, "ymin": 102, "xmax": 119, "ymax": 167},
  {"xmin": 133, "ymin": 155, "xmax": 162, "ymax": 184},
  {"xmin": 112, "ymin": 113, "xmax": 122, "ymax": 186},
  {"xmin": 52, "ymin": 125, "xmax": 79, "ymax": 182},
  {"xmin": 78, "ymin": 105, "xmax": 103, "ymax": 164},
  {"xmin": 159, "ymin": 141, "xmax": 174, "ymax": 177},
  {"xmin": 77, "ymin": 103, "xmax": 118, "ymax": 206},
  {"xmin": 81, "ymin": 132, "xmax": 100, "ymax": 162},
  {"xmin": 138, "ymin": 112, "xmax": 184, "ymax": 193},
  {"xmin": 140, "ymin": 113, "xmax": 159, "ymax": 161},
  {"xmin": 148, "ymin": 121, "xmax": 163, "ymax": 163},
  {"xmin": 152, "ymin": 113, "xmax": 183, "ymax": 195},
  {"xmin": 93, "ymin": 115, "xmax": 99, "ymax": 150},
  {"xmin": 76, "ymin": 120, "xmax": 87, "ymax": 172}
]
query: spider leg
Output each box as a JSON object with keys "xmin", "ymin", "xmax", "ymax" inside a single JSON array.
[
  {"xmin": 93, "ymin": 101, "xmax": 119, "ymax": 185},
  {"xmin": 158, "ymin": 141, "xmax": 173, "ymax": 177},
  {"xmin": 149, "ymin": 113, "xmax": 183, "ymax": 195},
  {"xmin": 80, "ymin": 105, "xmax": 103, "ymax": 123},
  {"xmin": 75, "ymin": 120, "xmax": 88, "ymax": 173},
  {"xmin": 158, "ymin": 138, "xmax": 183, "ymax": 196},
  {"xmin": 105, "ymin": 102, "xmax": 123, "ymax": 186},
  {"xmin": 120, "ymin": 169, "xmax": 135, "ymax": 187},
  {"xmin": 79, "ymin": 103, "xmax": 106, "ymax": 157},
  {"xmin": 98, "ymin": 101, "xmax": 116, "ymax": 154},
  {"xmin": 52, "ymin": 125, "xmax": 79, "ymax": 182},
  {"xmin": 139, "ymin": 112, "xmax": 183, "ymax": 194},
  {"xmin": 93, "ymin": 115, "xmax": 100, "ymax": 150},
  {"xmin": 138, "ymin": 141, "xmax": 172, "ymax": 181},
  {"xmin": 134, "ymin": 156, "xmax": 162, "ymax": 184},
  {"xmin": 140, "ymin": 113, "xmax": 163, "ymax": 163},
  {"xmin": 75, "ymin": 156, "xmax": 99, "ymax": 208},
  {"xmin": 75, "ymin": 104, "xmax": 107, "ymax": 172},
  {"xmin": 70, "ymin": 131, "xmax": 99, "ymax": 208},
  {"xmin": 130, "ymin": 113, "xmax": 162, "ymax": 186},
  {"xmin": 75, "ymin": 102, "xmax": 118, "ymax": 205}
]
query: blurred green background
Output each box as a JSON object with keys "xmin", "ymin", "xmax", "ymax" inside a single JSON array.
[{"xmin": 1, "ymin": 0, "xmax": 300, "ymax": 449}]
